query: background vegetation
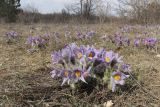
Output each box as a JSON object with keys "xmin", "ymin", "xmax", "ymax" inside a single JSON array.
[{"xmin": 0, "ymin": 0, "xmax": 160, "ymax": 24}]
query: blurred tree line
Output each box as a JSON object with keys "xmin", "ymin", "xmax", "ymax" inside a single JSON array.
[
  {"xmin": 0, "ymin": 0, "xmax": 160, "ymax": 24},
  {"xmin": 0, "ymin": 0, "xmax": 21, "ymax": 22},
  {"xmin": 117, "ymin": 0, "xmax": 160, "ymax": 24},
  {"xmin": 18, "ymin": 0, "xmax": 112, "ymax": 24}
]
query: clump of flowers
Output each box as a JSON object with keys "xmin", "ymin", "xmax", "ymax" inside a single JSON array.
[
  {"xmin": 76, "ymin": 32, "xmax": 84, "ymax": 39},
  {"xmin": 51, "ymin": 43, "xmax": 131, "ymax": 92},
  {"xmin": 86, "ymin": 31, "xmax": 96, "ymax": 39},
  {"xmin": 111, "ymin": 34, "xmax": 130, "ymax": 46},
  {"xmin": 104, "ymin": 34, "xmax": 159, "ymax": 50},
  {"xmin": 26, "ymin": 35, "xmax": 49, "ymax": 52},
  {"xmin": 142, "ymin": 37, "xmax": 158, "ymax": 49},
  {"xmin": 5, "ymin": 31, "xmax": 18, "ymax": 43},
  {"xmin": 76, "ymin": 30, "xmax": 96, "ymax": 39},
  {"xmin": 133, "ymin": 37, "xmax": 158, "ymax": 49},
  {"xmin": 134, "ymin": 37, "xmax": 141, "ymax": 47}
]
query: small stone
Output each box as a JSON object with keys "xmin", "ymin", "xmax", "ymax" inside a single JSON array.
[
  {"xmin": 103, "ymin": 100, "xmax": 113, "ymax": 107},
  {"xmin": 156, "ymin": 54, "xmax": 160, "ymax": 58}
]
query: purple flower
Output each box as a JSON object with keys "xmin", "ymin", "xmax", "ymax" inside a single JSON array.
[
  {"xmin": 72, "ymin": 66, "xmax": 91, "ymax": 83},
  {"xmin": 51, "ymin": 66, "xmax": 91, "ymax": 86},
  {"xmin": 50, "ymin": 43, "xmax": 131, "ymax": 90},
  {"xmin": 72, "ymin": 69, "xmax": 87, "ymax": 83},
  {"xmin": 51, "ymin": 69, "xmax": 72, "ymax": 86},
  {"xmin": 101, "ymin": 51, "xmax": 123, "ymax": 68},
  {"xmin": 113, "ymin": 34, "xmax": 131, "ymax": 46},
  {"xmin": 61, "ymin": 47, "xmax": 72, "ymax": 58},
  {"xmin": 111, "ymin": 71, "xmax": 129, "ymax": 92},
  {"xmin": 73, "ymin": 46, "xmax": 85, "ymax": 59},
  {"xmin": 121, "ymin": 64, "xmax": 131, "ymax": 72},
  {"xmin": 86, "ymin": 47, "xmax": 99, "ymax": 60},
  {"xmin": 143, "ymin": 37, "xmax": 157, "ymax": 48},
  {"xmin": 60, "ymin": 70, "xmax": 72, "ymax": 86},
  {"xmin": 86, "ymin": 31, "xmax": 96, "ymax": 39},
  {"xmin": 123, "ymin": 37, "xmax": 130, "ymax": 46},
  {"xmin": 51, "ymin": 43, "xmax": 81, "ymax": 64},
  {"xmin": 26, "ymin": 36, "xmax": 47, "ymax": 49},
  {"xmin": 76, "ymin": 32, "xmax": 83, "ymax": 39},
  {"xmin": 103, "ymin": 51, "xmax": 115, "ymax": 63},
  {"xmin": 26, "ymin": 36, "xmax": 33, "ymax": 45},
  {"xmin": 134, "ymin": 38, "xmax": 141, "ymax": 47},
  {"xmin": 51, "ymin": 51, "xmax": 62, "ymax": 64},
  {"xmin": 96, "ymin": 48, "xmax": 106, "ymax": 59},
  {"xmin": 61, "ymin": 43, "xmax": 77, "ymax": 61},
  {"xmin": 6, "ymin": 31, "xmax": 18, "ymax": 38},
  {"xmin": 114, "ymin": 34, "xmax": 123, "ymax": 46},
  {"xmin": 5, "ymin": 31, "xmax": 18, "ymax": 42},
  {"xmin": 68, "ymin": 43, "xmax": 79, "ymax": 54},
  {"xmin": 51, "ymin": 70, "xmax": 61, "ymax": 78}
]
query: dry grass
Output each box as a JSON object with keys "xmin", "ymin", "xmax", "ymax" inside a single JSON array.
[{"xmin": 0, "ymin": 23, "xmax": 160, "ymax": 107}]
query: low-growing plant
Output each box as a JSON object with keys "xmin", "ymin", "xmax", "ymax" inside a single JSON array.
[
  {"xmin": 51, "ymin": 43, "xmax": 131, "ymax": 92},
  {"xmin": 26, "ymin": 35, "xmax": 49, "ymax": 53},
  {"xmin": 5, "ymin": 31, "xmax": 18, "ymax": 43}
]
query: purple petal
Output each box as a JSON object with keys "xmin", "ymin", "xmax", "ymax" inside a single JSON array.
[{"xmin": 61, "ymin": 78, "xmax": 68, "ymax": 86}]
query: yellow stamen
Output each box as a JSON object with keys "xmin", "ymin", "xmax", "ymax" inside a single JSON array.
[
  {"xmin": 89, "ymin": 52, "xmax": 93, "ymax": 58},
  {"xmin": 77, "ymin": 52, "xmax": 83, "ymax": 59},
  {"xmin": 64, "ymin": 71, "xmax": 69, "ymax": 77},
  {"xmin": 105, "ymin": 57, "xmax": 110, "ymax": 62},
  {"xmin": 75, "ymin": 70, "xmax": 81, "ymax": 78},
  {"xmin": 113, "ymin": 74, "xmax": 121, "ymax": 81}
]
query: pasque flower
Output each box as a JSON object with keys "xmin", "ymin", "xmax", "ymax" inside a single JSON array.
[
  {"xmin": 51, "ymin": 51, "xmax": 62, "ymax": 64},
  {"xmin": 51, "ymin": 66, "xmax": 91, "ymax": 85},
  {"xmin": 120, "ymin": 64, "xmax": 131, "ymax": 72},
  {"xmin": 5, "ymin": 31, "xmax": 18, "ymax": 43},
  {"xmin": 134, "ymin": 38, "xmax": 141, "ymax": 47},
  {"xmin": 102, "ymin": 51, "xmax": 115, "ymax": 63},
  {"xmin": 51, "ymin": 43, "xmax": 131, "ymax": 92},
  {"xmin": 86, "ymin": 31, "xmax": 96, "ymax": 39},
  {"xmin": 26, "ymin": 36, "xmax": 48, "ymax": 50},
  {"xmin": 61, "ymin": 70, "xmax": 72, "ymax": 86},
  {"xmin": 111, "ymin": 71, "xmax": 129, "ymax": 92},
  {"xmin": 86, "ymin": 47, "xmax": 99, "ymax": 60},
  {"xmin": 143, "ymin": 37, "xmax": 157, "ymax": 48}
]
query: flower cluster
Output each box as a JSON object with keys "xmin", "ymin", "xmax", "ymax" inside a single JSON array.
[
  {"xmin": 142, "ymin": 37, "xmax": 158, "ymax": 49},
  {"xmin": 134, "ymin": 37, "xmax": 141, "ymax": 47},
  {"xmin": 76, "ymin": 31, "xmax": 96, "ymax": 39},
  {"xmin": 5, "ymin": 31, "xmax": 18, "ymax": 43},
  {"xmin": 104, "ymin": 34, "xmax": 159, "ymax": 49},
  {"xmin": 26, "ymin": 35, "xmax": 49, "ymax": 52},
  {"xmin": 51, "ymin": 43, "xmax": 130, "ymax": 92},
  {"xmin": 133, "ymin": 37, "xmax": 158, "ymax": 48},
  {"xmin": 112, "ymin": 34, "xmax": 130, "ymax": 46}
]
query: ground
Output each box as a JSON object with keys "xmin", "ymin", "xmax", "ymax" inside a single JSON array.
[{"xmin": 0, "ymin": 23, "xmax": 160, "ymax": 107}]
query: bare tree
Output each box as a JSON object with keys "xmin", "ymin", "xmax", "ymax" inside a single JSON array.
[
  {"xmin": 64, "ymin": 0, "xmax": 112, "ymax": 23},
  {"xmin": 18, "ymin": 4, "xmax": 40, "ymax": 23},
  {"xmin": 116, "ymin": 0, "xmax": 160, "ymax": 23},
  {"xmin": 80, "ymin": 0, "xmax": 83, "ymax": 15},
  {"xmin": 66, "ymin": 0, "xmax": 97, "ymax": 18},
  {"xmin": 95, "ymin": 0, "xmax": 111, "ymax": 23}
]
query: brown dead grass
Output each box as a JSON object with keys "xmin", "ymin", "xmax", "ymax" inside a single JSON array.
[{"xmin": 0, "ymin": 23, "xmax": 160, "ymax": 107}]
